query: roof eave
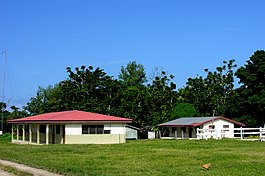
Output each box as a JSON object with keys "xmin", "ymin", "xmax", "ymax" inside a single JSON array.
[
  {"xmin": 158, "ymin": 124, "xmax": 195, "ymax": 127},
  {"xmin": 157, "ymin": 116, "xmax": 246, "ymax": 127},
  {"xmin": 8, "ymin": 120, "xmax": 132, "ymax": 124}
]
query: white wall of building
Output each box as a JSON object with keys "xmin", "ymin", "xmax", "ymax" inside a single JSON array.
[
  {"xmin": 65, "ymin": 123, "xmax": 126, "ymax": 135},
  {"xmin": 203, "ymin": 119, "xmax": 234, "ymax": 130},
  {"xmin": 203, "ymin": 119, "xmax": 235, "ymax": 138},
  {"xmin": 104, "ymin": 124, "xmax": 111, "ymax": 130},
  {"xmin": 66, "ymin": 124, "xmax": 82, "ymax": 135},
  {"xmin": 110, "ymin": 124, "xmax": 125, "ymax": 134}
]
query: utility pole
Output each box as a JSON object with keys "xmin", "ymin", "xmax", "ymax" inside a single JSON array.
[{"xmin": 1, "ymin": 50, "xmax": 7, "ymax": 135}]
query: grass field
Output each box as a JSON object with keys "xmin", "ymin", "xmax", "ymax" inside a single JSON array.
[{"xmin": 0, "ymin": 139, "xmax": 265, "ymax": 176}]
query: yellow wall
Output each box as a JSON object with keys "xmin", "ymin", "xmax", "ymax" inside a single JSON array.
[{"xmin": 65, "ymin": 134, "xmax": 125, "ymax": 144}]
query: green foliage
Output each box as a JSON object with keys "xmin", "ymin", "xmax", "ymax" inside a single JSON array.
[
  {"xmin": 23, "ymin": 63, "xmax": 178, "ymax": 127},
  {"xmin": 180, "ymin": 59, "xmax": 237, "ymax": 117},
  {"xmin": 24, "ymin": 85, "xmax": 63, "ymax": 115},
  {"xmin": 119, "ymin": 61, "xmax": 147, "ymax": 86},
  {"xmin": 147, "ymin": 71, "xmax": 177, "ymax": 125},
  {"xmin": 171, "ymin": 102, "xmax": 198, "ymax": 119},
  {"xmin": 0, "ymin": 102, "xmax": 7, "ymax": 111},
  {"xmin": 0, "ymin": 133, "xmax": 12, "ymax": 142},
  {"xmin": 0, "ymin": 102, "xmax": 11, "ymax": 133},
  {"xmin": 117, "ymin": 85, "xmax": 149, "ymax": 126},
  {"xmin": 235, "ymin": 50, "xmax": 265, "ymax": 126},
  {"xmin": 233, "ymin": 115, "xmax": 258, "ymax": 127},
  {"xmin": 21, "ymin": 50, "xmax": 265, "ymax": 128},
  {"xmin": 60, "ymin": 66, "xmax": 115, "ymax": 113}
]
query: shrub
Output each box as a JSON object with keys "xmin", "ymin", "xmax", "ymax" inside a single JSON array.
[{"xmin": 0, "ymin": 133, "xmax": 12, "ymax": 142}]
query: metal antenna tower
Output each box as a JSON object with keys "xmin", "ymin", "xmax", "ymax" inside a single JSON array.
[{"xmin": 1, "ymin": 50, "xmax": 7, "ymax": 135}]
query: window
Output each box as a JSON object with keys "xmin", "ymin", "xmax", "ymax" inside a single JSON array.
[
  {"xmin": 82, "ymin": 125, "xmax": 89, "ymax": 134},
  {"xmin": 56, "ymin": 125, "xmax": 60, "ymax": 134},
  {"xmin": 90, "ymin": 126, "xmax": 96, "ymax": 134},
  {"xmin": 223, "ymin": 125, "xmax": 229, "ymax": 128},
  {"xmin": 209, "ymin": 125, "xmax": 215, "ymax": 129},
  {"xmin": 97, "ymin": 126, "xmax": 104, "ymax": 134},
  {"xmin": 223, "ymin": 125, "xmax": 229, "ymax": 132},
  {"xmin": 82, "ymin": 125, "xmax": 104, "ymax": 134},
  {"xmin": 104, "ymin": 130, "xmax": 111, "ymax": 134}
]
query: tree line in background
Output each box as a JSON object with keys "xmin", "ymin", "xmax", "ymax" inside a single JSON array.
[{"xmin": 1, "ymin": 50, "xmax": 265, "ymax": 132}]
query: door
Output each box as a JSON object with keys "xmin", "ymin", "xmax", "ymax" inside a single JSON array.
[{"xmin": 189, "ymin": 128, "xmax": 193, "ymax": 138}]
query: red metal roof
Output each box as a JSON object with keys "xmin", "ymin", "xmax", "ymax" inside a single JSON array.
[{"xmin": 8, "ymin": 110, "xmax": 132, "ymax": 124}]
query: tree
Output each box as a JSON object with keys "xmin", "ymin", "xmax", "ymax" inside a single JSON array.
[
  {"xmin": 204, "ymin": 59, "xmax": 237, "ymax": 116},
  {"xmin": 0, "ymin": 102, "xmax": 7, "ymax": 113},
  {"xmin": 58, "ymin": 66, "xmax": 115, "ymax": 114},
  {"xmin": 178, "ymin": 76, "xmax": 208, "ymax": 116},
  {"xmin": 180, "ymin": 60, "xmax": 237, "ymax": 117},
  {"xmin": 0, "ymin": 102, "xmax": 8, "ymax": 132},
  {"xmin": 235, "ymin": 50, "xmax": 265, "ymax": 126},
  {"xmin": 119, "ymin": 61, "xmax": 147, "ymax": 86},
  {"xmin": 116, "ymin": 61, "xmax": 149, "ymax": 126},
  {"xmin": 24, "ymin": 65, "xmax": 123, "ymax": 117},
  {"xmin": 147, "ymin": 71, "xmax": 177, "ymax": 125},
  {"xmin": 24, "ymin": 85, "xmax": 63, "ymax": 115},
  {"xmin": 117, "ymin": 85, "xmax": 149, "ymax": 126},
  {"xmin": 0, "ymin": 102, "xmax": 28, "ymax": 133},
  {"xmin": 171, "ymin": 102, "xmax": 198, "ymax": 119},
  {"xmin": 9, "ymin": 106, "xmax": 28, "ymax": 119}
]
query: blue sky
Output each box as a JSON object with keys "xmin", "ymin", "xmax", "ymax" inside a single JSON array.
[{"xmin": 0, "ymin": 0, "xmax": 264, "ymax": 109}]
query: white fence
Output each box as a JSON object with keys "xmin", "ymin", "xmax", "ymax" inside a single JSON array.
[{"xmin": 197, "ymin": 127, "xmax": 265, "ymax": 140}]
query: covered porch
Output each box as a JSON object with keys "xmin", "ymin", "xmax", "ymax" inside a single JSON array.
[
  {"xmin": 11, "ymin": 124, "xmax": 65, "ymax": 145},
  {"xmin": 159, "ymin": 126, "xmax": 198, "ymax": 139}
]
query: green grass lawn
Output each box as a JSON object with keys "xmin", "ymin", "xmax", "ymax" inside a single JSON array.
[{"xmin": 0, "ymin": 139, "xmax": 265, "ymax": 176}]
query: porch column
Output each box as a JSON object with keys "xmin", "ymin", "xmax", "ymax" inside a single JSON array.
[
  {"xmin": 11, "ymin": 124, "xmax": 14, "ymax": 141},
  {"xmin": 29, "ymin": 125, "xmax": 32, "ymax": 143},
  {"xmin": 181, "ymin": 130, "xmax": 184, "ymax": 139},
  {"xmin": 37, "ymin": 124, "xmax": 40, "ymax": 144},
  {"xmin": 17, "ymin": 125, "xmax": 19, "ymax": 140},
  {"xmin": 22, "ymin": 125, "xmax": 25, "ymax": 141},
  {"xmin": 46, "ymin": 124, "xmax": 49, "ymax": 145}
]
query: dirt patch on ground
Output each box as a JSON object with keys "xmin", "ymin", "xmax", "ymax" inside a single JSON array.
[
  {"xmin": 0, "ymin": 159, "xmax": 62, "ymax": 176},
  {"xmin": 0, "ymin": 169, "xmax": 14, "ymax": 176}
]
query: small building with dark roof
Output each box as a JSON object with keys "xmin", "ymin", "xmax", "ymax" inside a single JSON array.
[
  {"xmin": 158, "ymin": 116, "xmax": 245, "ymax": 139},
  {"xmin": 8, "ymin": 110, "xmax": 132, "ymax": 144}
]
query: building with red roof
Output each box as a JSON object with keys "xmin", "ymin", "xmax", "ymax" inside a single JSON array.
[{"xmin": 8, "ymin": 110, "xmax": 132, "ymax": 144}]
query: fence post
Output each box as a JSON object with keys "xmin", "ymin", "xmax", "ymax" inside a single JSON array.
[
  {"xmin": 260, "ymin": 127, "xmax": 262, "ymax": 138},
  {"xmin": 218, "ymin": 129, "xmax": 221, "ymax": 139},
  {"xmin": 240, "ymin": 127, "xmax": 243, "ymax": 140}
]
